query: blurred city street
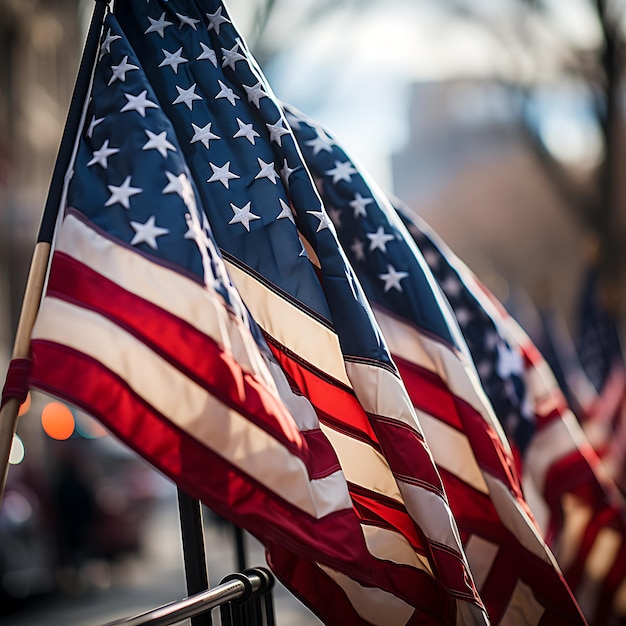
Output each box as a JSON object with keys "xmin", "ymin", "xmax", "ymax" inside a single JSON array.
[{"xmin": 1, "ymin": 480, "xmax": 322, "ymax": 626}]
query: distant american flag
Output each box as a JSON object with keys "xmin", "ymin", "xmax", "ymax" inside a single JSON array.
[
  {"xmin": 29, "ymin": 2, "xmax": 490, "ymax": 624},
  {"xmin": 283, "ymin": 103, "xmax": 585, "ymax": 624},
  {"xmin": 391, "ymin": 208, "xmax": 626, "ymax": 626}
]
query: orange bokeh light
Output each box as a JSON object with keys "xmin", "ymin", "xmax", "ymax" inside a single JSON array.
[
  {"xmin": 41, "ymin": 402, "xmax": 75, "ymax": 440},
  {"xmin": 18, "ymin": 392, "xmax": 31, "ymax": 416}
]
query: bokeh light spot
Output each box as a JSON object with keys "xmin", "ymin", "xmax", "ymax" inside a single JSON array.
[
  {"xmin": 9, "ymin": 434, "xmax": 25, "ymax": 465},
  {"xmin": 41, "ymin": 402, "xmax": 75, "ymax": 440}
]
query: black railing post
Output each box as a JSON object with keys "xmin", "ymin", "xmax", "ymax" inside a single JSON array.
[{"xmin": 177, "ymin": 490, "xmax": 211, "ymax": 626}]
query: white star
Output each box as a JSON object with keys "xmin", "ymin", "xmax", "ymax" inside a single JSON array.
[
  {"xmin": 206, "ymin": 7, "xmax": 230, "ymax": 34},
  {"xmin": 350, "ymin": 192, "xmax": 373, "ymax": 218},
  {"xmin": 280, "ymin": 159, "xmax": 296, "ymax": 183},
  {"xmin": 173, "ymin": 83, "xmax": 202, "ymax": 110},
  {"xmin": 176, "ymin": 13, "xmax": 199, "ymax": 29},
  {"xmin": 109, "ymin": 55, "xmax": 139, "ymax": 85},
  {"xmin": 233, "ymin": 118, "xmax": 259, "ymax": 144},
  {"xmin": 351, "ymin": 238, "xmax": 366, "ymax": 262},
  {"xmin": 325, "ymin": 160, "xmax": 357, "ymax": 184},
  {"xmin": 87, "ymin": 139, "xmax": 119, "ymax": 168},
  {"xmin": 215, "ymin": 80, "xmax": 239, "ymax": 106},
  {"xmin": 130, "ymin": 215, "xmax": 169, "ymax": 250},
  {"xmin": 197, "ymin": 42, "xmax": 217, "ymax": 67},
  {"xmin": 497, "ymin": 342, "xmax": 524, "ymax": 378},
  {"xmin": 243, "ymin": 82, "xmax": 267, "ymax": 108},
  {"xmin": 367, "ymin": 225, "xmax": 395, "ymax": 253},
  {"xmin": 255, "ymin": 158, "xmax": 278, "ymax": 184},
  {"xmin": 207, "ymin": 161, "xmax": 239, "ymax": 188},
  {"xmin": 276, "ymin": 198, "xmax": 294, "ymax": 223},
  {"xmin": 145, "ymin": 13, "xmax": 173, "ymax": 38},
  {"xmin": 105, "ymin": 175, "xmax": 142, "ymax": 209},
  {"xmin": 229, "ymin": 202, "xmax": 260, "ymax": 232},
  {"xmin": 379, "ymin": 264, "xmax": 409, "ymax": 293},
  {"xmin": 121, "ymin": 90, "xmax": 159, "ymax": 117},
  {"xmin": 86, "ymin": 115, "xmax": 104, "ymax": 138},
  {"xmin": 266, "ymin": 120, "xmax": 289, "ymax": 146},
  {"xmin": 143, "ymin": 129, "xmax": 176, "ymax": 157},
  {"xmin": 306, "ymin": 133, "xmax": 333, "ymax": 155},
  {"xmin": 163, "ymin": 171, "xmax": 185, "ymax": 196},
  {"xmin": 159, "ymin": 47, "xmax": 188, "ymax": 74},
  {"xmin": 307, "ymin": 209, "xmax": 332, "ymax": 232},
  {"xmin": 191, "ymin": 122, "xmax": 220, "ymax": 149},
  {"xmin": 100, "ymin": 28, "xmax": 121, "ymax": 59},
  {"xmin": 221, "ymin": 44, "xmax": 246, "ymax": 71}
]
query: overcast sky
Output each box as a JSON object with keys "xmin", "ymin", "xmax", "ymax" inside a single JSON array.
[{"xmin": 225, "ymin": 0, "xmax": 603, "ymax": 190}]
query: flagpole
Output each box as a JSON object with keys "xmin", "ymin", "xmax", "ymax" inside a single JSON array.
[{"xmin": 0, "ymin": 0, "xmax": 109, "ymax": 501}]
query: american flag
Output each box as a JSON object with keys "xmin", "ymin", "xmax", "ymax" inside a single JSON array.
[
  {"xmin": 481, "ymin": 287, "xmax": 626, "ymax": 626},
  {"xmin": 283, "ymin": 104, "xmax": 586, "ymax": 624},
  {"xmin": 28, "ymin": 3, "xmax": 489, "ymax": 624},
  {"xmin": 392, "ymin": 208, "xmax": 626, "ymax": 625}
]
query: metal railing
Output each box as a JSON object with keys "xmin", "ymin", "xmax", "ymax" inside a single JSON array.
[{"xmin": 102, "ymin": 567, "xmax": 275, "ymax": 626}]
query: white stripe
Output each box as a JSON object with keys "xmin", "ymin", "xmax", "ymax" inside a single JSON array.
[
  {"xmin": 555, "ymin": 494, "xmax": 593, "ymax": 571},
  {"xmin": 584, "ymin": 526, "xmax": 621, "ymax": 581},
  {"xmin": 315, "ymin": 562, "xmax": 415, "ymax": 626},
  {"xmin": 464, "ymin": 535, "xmax": 499, "ymax": 592},
  {"xmin": 318, "ymin": 423, "xmax": 402, "ymax": 502},
  {"xmin": 500, "ymin": 579, "xmax": 545, "ymax": 626},
  {"xmin": 399, "ymin": 481, "xmax": 465, "ymax": 555},
  {"xmin": 32, "ymin": 298, "xmax": 353, "ymax": 519},
  {"xmin": 344, "ymin": 359, "xmax": 423, "ymax": 434},
  {"xmin": 225, "ymin": 259, "xmax": 351, "ymax": 386},
  {"xmin": 362, "ymin": 524, "xmax": 432, "ymax": 573},
  {"xmin": 483, "ymin": 474, "xmax": 559, "ymax": 567},
  {"xmin": 418, "ymin": 410, "xmax": 489, "ymax": 494}
]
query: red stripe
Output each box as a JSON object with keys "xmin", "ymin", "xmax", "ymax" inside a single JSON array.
[
  {"xmin": 396, "ymin": 355, "xmax": 524, "ymax": 496},
  {"xmin": 47, "ymin": 252, "xmax": 341, "ymax": 480}
]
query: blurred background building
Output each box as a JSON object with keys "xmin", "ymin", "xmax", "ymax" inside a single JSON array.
[{"xmin": 1, "ymin": 0, "xmax": 625, "ymax": 623}]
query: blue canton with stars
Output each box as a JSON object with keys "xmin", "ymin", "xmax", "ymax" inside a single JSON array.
[
  {"xmin": 70, "ymin": 11, "xmax": 229, "ymax": 295},
  {"xmin": 114, "ymin": 0, "xmax": 392, "ymax": 366}
]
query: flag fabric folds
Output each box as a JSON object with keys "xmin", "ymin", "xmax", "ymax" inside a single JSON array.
[
  {"xmin": 26, "ymin": 2, "xmax": 490, "ymax": 624},
  {"xmin": 283, "ymin": 105, "xmax": 585, "ymax": 624},
  {"xmin": 111, "ymin": 2, "xmax": 488, "ymax": 623},
  {"xmin": 394, "ymin": 210, "xmax": 626, "ymax": 625}
]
